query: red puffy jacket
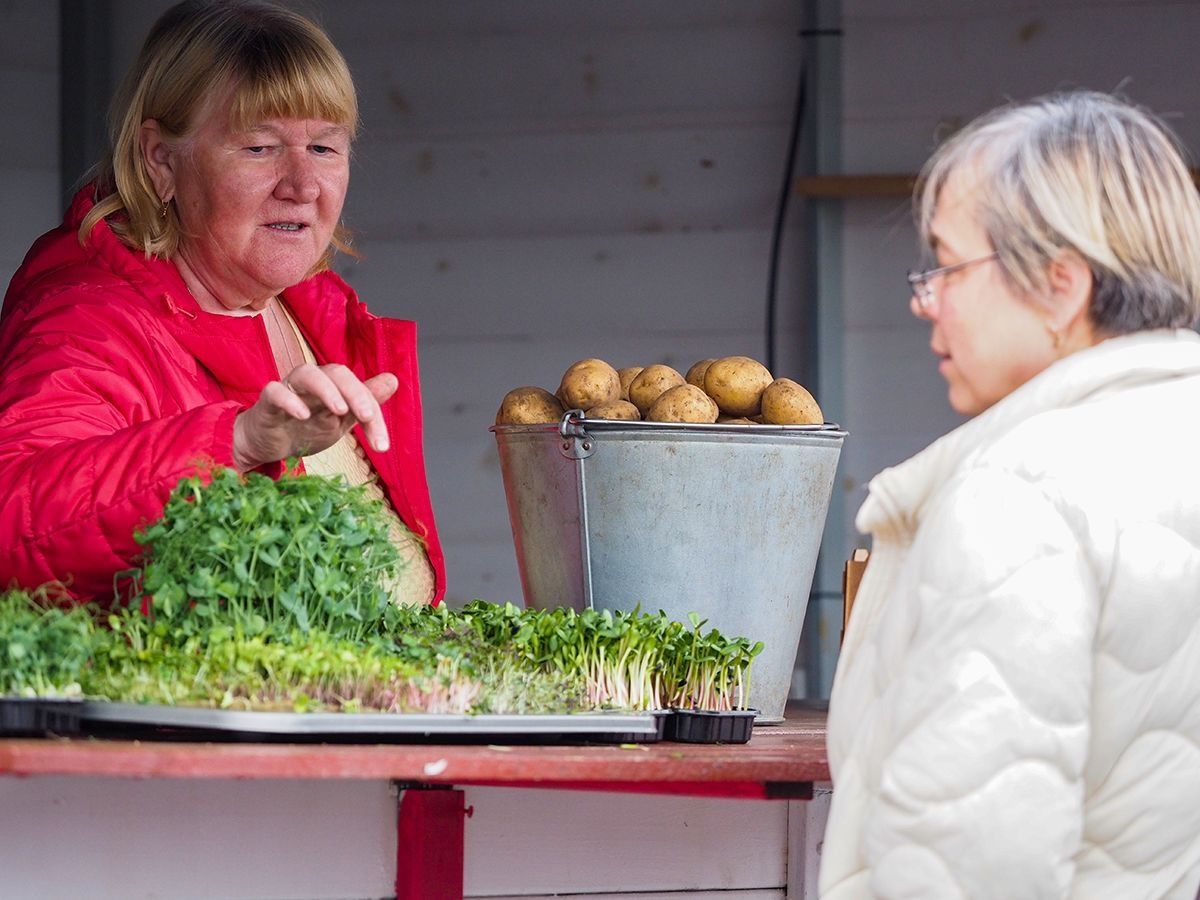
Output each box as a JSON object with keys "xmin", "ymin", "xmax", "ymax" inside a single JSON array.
[{"xmin": 0, "ymin": 188, "xmax": 446, "ymax": 604}]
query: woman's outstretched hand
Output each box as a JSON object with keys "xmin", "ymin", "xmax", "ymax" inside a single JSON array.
[{"xmin": 232, "ymin": 364, "xmax": 399, "ymax": 471}]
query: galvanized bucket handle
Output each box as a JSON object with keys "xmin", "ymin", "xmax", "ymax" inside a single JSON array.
[{"xmin": 558, "ymin": 410, "xmax": 596, "ymax": 459}]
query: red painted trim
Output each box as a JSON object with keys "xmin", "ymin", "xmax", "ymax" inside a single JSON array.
[
  {"xmin": 464, "ymin": 779, "xmax": 815, "ymax": 799},
  {"xmin": 396, "ymin": 788, "xmax": 466, "ymax": 900}
]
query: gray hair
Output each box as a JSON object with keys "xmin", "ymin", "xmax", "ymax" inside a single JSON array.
[{"xmin": 916, "ymin": 91, "xmax": 1200, "ymax": 332}]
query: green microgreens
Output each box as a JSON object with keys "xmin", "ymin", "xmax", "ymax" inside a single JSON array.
[
  {"xmin": 0, "ymin": 585, "xmax": 94, "ymax": 698},
  {"xmin": 128, "ymin": 465, "xmax": 403, "ymax": 643},
  {"xmin": 4, "ymin": 466, "xmax": 763, "ymax": 715}
]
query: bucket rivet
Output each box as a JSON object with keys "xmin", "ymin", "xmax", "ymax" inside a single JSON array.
[{"xmin": 583, "ymin": 441, "xmax": 593, "ymax": 451}]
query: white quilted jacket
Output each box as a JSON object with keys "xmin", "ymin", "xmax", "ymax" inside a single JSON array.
[{"xmin": 821, "ymin": 329, "xmax": 1200, "ymax": 900}]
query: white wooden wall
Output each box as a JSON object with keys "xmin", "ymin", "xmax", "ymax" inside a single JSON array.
[
  {"xmin": 9, "ymin": 0, "xmax": 825, "ymax": 688},
  {"xmin": 316, "ymin": 2, "xmax": 813, "ymax": 618},
  {"xmin": 0, "ymin": 777, "xmax": 821, "ymax": 899},
  {"xmin": 3, "ymin": 1, "xmax": 1200, "ymax": 704},
  {"xmin": 835, "ymin": 0, "xmax": 1200, "ymax": 575},
  {"xmin": 0, "ymin": 1, "xmax": 60, "ymax": 281}
]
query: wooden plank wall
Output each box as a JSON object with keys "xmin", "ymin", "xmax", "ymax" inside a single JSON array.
[
  {"xmin": 0, "ymin": 776, "xmax": 800, "ymax": 898},
  {"xmin": 0, "ymin": 1, "xmax": 60, "ymax": 281},
  {"xmin": 6, "ymin": 0, "xmax": 1199, "ymax": 707},
  {"xmin": 322, "ymin": 2, "xmax": 814, "ymax": 615},
  {"xmin": 835, "ymin": 0, "xmax": 1200, "ymax": 592},
  {"xmin": 101, "ymin": 1, "xmax": 816, "ymax": 628}
]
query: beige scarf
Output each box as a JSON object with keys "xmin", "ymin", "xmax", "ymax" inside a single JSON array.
[{"xmin": 275, "ymin": 302, "xmax": 436, "ymax": 606}]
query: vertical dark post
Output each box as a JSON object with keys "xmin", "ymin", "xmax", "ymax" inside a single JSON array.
[
  {"xmin": 798, "ymin": 0, "xmax": 845, "ymax": 701},
  {"xmin": 59, "ymin": 0, "xmax": 112, "ymax": 210}
]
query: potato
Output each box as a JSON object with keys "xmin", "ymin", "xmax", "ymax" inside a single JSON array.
[
  {"xmin": 685, "ymin": 358, "xmax": 716, "ymax": 389},
  {"xmin": 496, "ymin": 386, "xmax": 565, "ymax": 425},
  {"xmin": 557, "ymin": 358, "xmax": 621, "ymax": 411},
  {"xmin": 646, "ymin": 384, "xmax": 719, "ymax": 423},
  {"xmin": 703, "ymin": 356, "xmax": 773, "ymax": 417},
  {"xmin": 717, "ymin": 415, "xmax": 756, "ymax": 425},
  {"xmin": 628, "ymin": 364, "xmax": 686, "ymax": 417},
  {"xmin": 586, "ymin": 399, "xmax": 641, "ymax": 421},
  {"xmin": 616, "ymin": 366, "xmax": 644, "ymax": 401},
  {"xmin": 760, "ymin": 378, "xmax": 823, "ymax": 425}
]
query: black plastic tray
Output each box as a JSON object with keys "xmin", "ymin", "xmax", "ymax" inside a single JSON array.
[
  {"xmin": 1, "ymin": 699, "xmax": 756, "ymax": 745},
  {"xmin": 0, "ymin": 697, "xmax": 83, "ymax": 737},
  {"xmin": 665, "ymin": 708, "xmax": 757, "ymax": 744},
  {"xmin": 74, "ymin": 701, "xmax": 663, "ymax": 745},
  {"xmin": 585, "ymin": 708, "xmax": 672, "ymax": 744}
]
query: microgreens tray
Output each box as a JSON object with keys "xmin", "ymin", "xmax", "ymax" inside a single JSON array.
[
  {"xmin": 665, "ymin": 709, "xmax": 757, "ymax": 744},
  {"xmin": 67, "ymin": 703, "xmax": 759, "ymax": 745},
  {"xmin": 76, "ymin": 701, "xmax": 662, "ymax": 744},
  {"xmin": 0, "ymin": 697, "xmax": 83, "ymax": 737}
]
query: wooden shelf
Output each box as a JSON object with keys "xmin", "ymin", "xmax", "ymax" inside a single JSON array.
[{"xmin": 795, "ymin": 174, "xmax": 916, "ymax": 198}]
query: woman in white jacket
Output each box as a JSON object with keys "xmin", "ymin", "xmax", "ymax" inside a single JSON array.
[{"xmin": 821, "ymin": 91, "xmax": 1200, "ymax": 900}]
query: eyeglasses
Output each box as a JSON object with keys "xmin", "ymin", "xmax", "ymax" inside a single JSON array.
[{"xmin": 907, "ymin": 251, "xmax": 1000, "ymax": 313}]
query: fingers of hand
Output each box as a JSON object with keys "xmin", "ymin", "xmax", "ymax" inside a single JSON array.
[
  {"xmin": 278, "ymin": 364, "xmax": 393, "ymax": 453},
  {"xmin": 339, "ymin": 375, "xmax": 392, "ymax": 452},
  {"xmin": 323, "ymin": 364, "xmax": 385, "ymax": 424},
  {"xmin": 326, "ymin": 367, "xmax": 393, "ymax": 453},
  {"xmin": 358, "ymin": 412, "xmax": 390, "ymax": 452},
  {"xmin": 366, "ymin": 372, "xmax": 400, "ymax": 405},
  {"xmin": 358, "ymin": 373, "xmax": 397, "ymax": 454},
  {"xmin": 267, "ymin": 379, "xmax": 311, "ymax": 420},
  {"xmin": 282, "ymin": 363, "xmax": 352, "ymax": 416}
]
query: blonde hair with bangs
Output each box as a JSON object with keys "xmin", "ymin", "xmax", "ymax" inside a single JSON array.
[
  {"xmin": 81, "ymin": 0, "xmax": 359, "ymax": 267},
  {"xmin": 915, "ymin": 91, "xmax": 1200, "ymax": 333}
]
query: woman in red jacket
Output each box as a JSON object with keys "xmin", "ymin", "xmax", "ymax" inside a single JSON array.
[{"xmin": 0, "ymin": 0, "xmax": 445, "ymax": 604}]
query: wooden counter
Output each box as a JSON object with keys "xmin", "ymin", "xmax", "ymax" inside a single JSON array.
[
  {"xmin": 0, "ymin": 703, "xmax": 830, "ymax": 899},
  {"xmin": 0, "ymin": 703, "xmax": 827, "ymax": 799}
]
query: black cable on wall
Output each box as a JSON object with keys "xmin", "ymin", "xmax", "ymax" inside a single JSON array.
[{"xmin": 764, "ymin": 43, "xmax": 808, "ymax": 376}]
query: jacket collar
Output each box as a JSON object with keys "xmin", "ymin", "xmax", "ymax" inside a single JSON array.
[
  {"xmin": 858, "ymin": 329, "xmax": 1200, "ymax": 541},
  {"xmin": 64, "ymin": 186, "xmax": 355, "ymax": 402}
]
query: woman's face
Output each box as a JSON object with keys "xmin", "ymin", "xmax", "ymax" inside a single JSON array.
[
  {"xmin": 919, "ymin": 171, "xmax": 1057, "ymax": 416},
  {"xmin": 166, "ymin": 106, "xmax": 351, "ymax": 310}
]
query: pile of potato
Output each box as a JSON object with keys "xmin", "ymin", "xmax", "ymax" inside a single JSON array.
[{"xmin": 495, "ymin": 356, "xmax": 823, "ymax": 426}]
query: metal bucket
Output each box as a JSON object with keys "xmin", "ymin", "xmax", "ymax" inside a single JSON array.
[{"xmin": 491, "ymin": 413, "xmax": 845, "ymax": 721}]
